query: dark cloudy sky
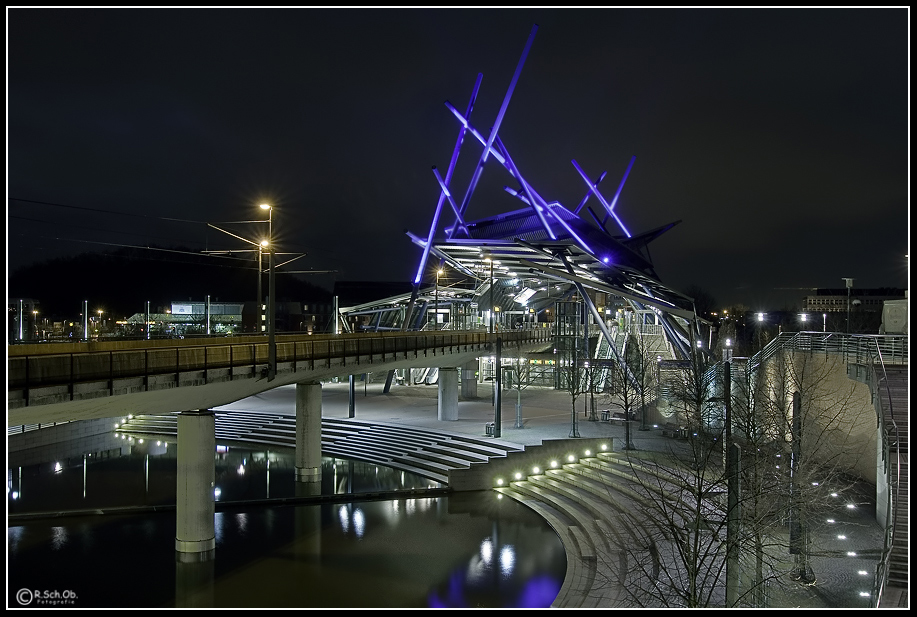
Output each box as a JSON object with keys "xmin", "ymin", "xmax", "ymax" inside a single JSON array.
[{"xmin": 7, "ymin": 7, "xmax": 909, "ymax": 310}]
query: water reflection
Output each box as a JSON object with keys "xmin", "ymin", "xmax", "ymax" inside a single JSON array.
[
  {"xmin": 8, "ymin": 434, "xmax": 566, "ymax": 608},
  {"xmin": 8, "ymin": 438, "xmax": 441, "ymax": 514}
]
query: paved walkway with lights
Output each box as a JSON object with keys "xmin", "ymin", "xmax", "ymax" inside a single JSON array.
[{"xmin": 218, "ymin": 380, "xmax": 887, "ymax": 608}]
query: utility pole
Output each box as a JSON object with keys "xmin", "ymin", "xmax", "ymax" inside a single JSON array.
[
  {"xmin": 842, "ymin": 277, "xmax": 854, "ymax": 335},
  {"xmin": 725, "ymin": 361, "xmax": 741, "ymax": 606}
]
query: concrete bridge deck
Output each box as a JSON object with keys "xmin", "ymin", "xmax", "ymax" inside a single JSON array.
[{"xmin": 7, "ymin": 329, "xmax": 551, "ymax": 426}]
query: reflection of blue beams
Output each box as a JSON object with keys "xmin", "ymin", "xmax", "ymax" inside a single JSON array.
[
  {"xmin": 454, "ymin": 25, "xmax": 537, "ymax": 223},
  {"xmin": 571, "ymin": 158, "xmax": 632, "ymax": 238},
  {"xmin": 415, "ymin": 74, "xmax": 483, "ymax": 283},
  {"xmin": 433, "ymin": 166, "xmax": 469, "ymax": 236}
]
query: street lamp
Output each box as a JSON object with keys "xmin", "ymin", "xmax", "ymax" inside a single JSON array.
[
  {"xmin": 260, "ymin": 203, "xmax": 275, "ymax": 380},
  {"xmin": 434, "ymin": 267, "xmax": 443, "ymax": 330},
  {"xmin": 484, "ymin": 256, "xmax": 494, "ymax": 335},
  {"xmin": 258, "ymin": 239, "xmax": 269, "ymax": 332},
  {"xmin": 97, "ymin": 309, "xmax": 103, "ymax": 339},
  {"xmin": 842, "ymin": 277, "xmax": 854, "ymax": 335}
]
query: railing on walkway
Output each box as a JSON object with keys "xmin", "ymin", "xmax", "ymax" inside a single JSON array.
[
  {"xmin": 8, "ymin": 329, "xmax": 552, "ymax": 406},
  {"xmin": 866, "ymin": 340, "xmax": 903, "ymax": 607},
  {"xmin": 745, "ymin": 331, "xmax": 908, "ymax": 373},
  {"xmin": 712, "ymin": 330, "xmax": 907, "ymax": 608}
]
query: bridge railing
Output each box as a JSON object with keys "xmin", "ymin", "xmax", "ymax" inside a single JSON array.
[
  {"xmin": 8, "ymin": 329, "xmax": 551, "ymax": 399},
  {"xmin": 744, "ymin": 331, "xmax": 908, "ymax": 374},
  {"xmin": 866, "ymin": 340, "xmax": 903, "ymax": 607}
]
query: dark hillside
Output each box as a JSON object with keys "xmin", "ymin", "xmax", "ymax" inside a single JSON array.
[{"xmin": 9, "ymin": 247, "xmax": 332, "ymax": 320}]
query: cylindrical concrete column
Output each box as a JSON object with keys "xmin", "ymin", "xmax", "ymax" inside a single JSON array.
[
  {"xmin": 461, "ymin": 359, "xmax": 478, "ymax": 398},
  {"xmin": 438, "ymin": 367, "xmax": 459, "ymax": 421},
  {"xmin": 175, "ymin": 410, "xmax": 215, "ymax": 559},
  {"xmin": 295, "ymin": 382, "xmax": 323, "ymax": 482}
]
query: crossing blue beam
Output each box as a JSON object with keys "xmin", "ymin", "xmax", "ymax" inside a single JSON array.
[
  {"xmin": 414, "ymin": 73, "xmax": 483, "ymax": 285},
  {"xmin": 451, "ymin": 24, "xmax": 538, "ymax": 233},
  {"xmin": 571, "ymin": 156, "xmax": 634, "ymax": 238}
]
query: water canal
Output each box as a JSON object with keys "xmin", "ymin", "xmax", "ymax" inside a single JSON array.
[{"xmin": 7, "ymin": 430, "xmax": 566, "ymax": 608}]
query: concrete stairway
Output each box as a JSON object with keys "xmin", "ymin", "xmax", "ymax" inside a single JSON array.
[
  {"xmin": 881, "ymin": 366, "xmax": 908, "ymax": 600},
  {"xmin": 115, "ymin": 411, "xmax": 523, "ymax": 486},
  {"xmin": 496, "ymin": 450, "xmax": 689, "ymax": 608}
]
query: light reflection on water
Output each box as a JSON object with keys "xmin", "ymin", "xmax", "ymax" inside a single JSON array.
[{"xmin": 8, "ymin": 437, "xmax": 566, "ymax": 608}]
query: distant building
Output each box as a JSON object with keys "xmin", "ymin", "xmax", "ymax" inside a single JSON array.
[
  {"xmin": 8, "ymin": 298, "xmax": 40, "ymax": 343},
  {"xmin": 803, "ymin": 288, "xmax": 906, "ymax": 313}
]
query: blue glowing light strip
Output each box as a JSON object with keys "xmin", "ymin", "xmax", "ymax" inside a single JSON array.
[
  {"xmin": 604, "ymin": 155, "xmax": 635, "ymax": 232},
  {"xmin": 494, "ymin": 135, "xmax": 588, "ymax": 251},
  {"xmin": 406, "ymin": 231, "xmax": 478, "ymax": 278},
  {"xmin": 571, "ymin": 158, "xmax": 632, "ymax": 238},
  {"xmin": 444, "ymin": 102, "xmax": 505, "ymax": 165},
  {"xmin": 493, "ymin": 136, "xmax": 556, "ymax": 240},
  {"xmin": 414, "ymin": 73, "xmax": 483, "ymax": 284},
  {"xmin": 542, "ymin": 200, "xmax": 593, "ymax": 254},
  {"xmin": 432, "ymin": 166, "xmax": 469, "ymax": 235},
  {"xmin": 453, "ymin": 25, "xmax": 538, "ymax": 223},
  {"xmin": 451, "ymin": 109, "xmax": 561, "ymax": 241},
  {"xmin": 573, "ymin": 170, "xmax": 607, "ymax": 215}
]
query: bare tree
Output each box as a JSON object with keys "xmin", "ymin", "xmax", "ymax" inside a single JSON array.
[
  {"xmin": 603, "ymin": 331, "xmax": 655, "ymax": 449},
  {"xmin": 590, "ymin": 338, "xmax": 874, "ymax": 607}
]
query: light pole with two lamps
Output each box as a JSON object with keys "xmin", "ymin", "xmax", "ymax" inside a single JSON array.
[
  {"xmin": 434, "ymin": 267, "xmax": 443, "ymax": 329},
  {"xmin": 259, "ymin": 203, "xmax": 276, "ymax": 380}
]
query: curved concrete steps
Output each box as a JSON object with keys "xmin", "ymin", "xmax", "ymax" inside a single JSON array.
[{"xmin": 113, "ymin": 411, "xmax": 524, "ymax": 487}]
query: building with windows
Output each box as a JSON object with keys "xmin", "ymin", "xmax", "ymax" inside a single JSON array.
[{"xmin": 803, "ymin": 287, "xmax": 906, "ymax": 313}]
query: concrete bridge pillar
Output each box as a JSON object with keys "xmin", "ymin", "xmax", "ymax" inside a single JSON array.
[
  {"xmin": 438, "ymin": 367, "xmax": 459, "ymax": 421},
  {"xmin": 175, "ymin": 409, "xmax": 215, "ymax": 561},
  {"xmin": 295, "ymin": 381, "xmax": 322, "ymax": 482},
  {"xmin": 461, "ymin": 359, "xmax": 478, "ymax": 399}
]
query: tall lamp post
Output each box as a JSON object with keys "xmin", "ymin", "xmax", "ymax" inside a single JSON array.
[
  {"xmin": 260, "ymin": 204, "xmax": 275, "ymax": 380},
  {"xmin": 485, "ymin": 256, "xmax": 494, "ymax": 335},
  {"xmin": 434, "ymin": 267, "xmax": 443, "ymax": 329},
  {"xmin": 257, "ymin": 239, "xmax": 269, "ymax": 332},
  {"xmin": 842, "ymin": 277, "xmax": 854, "ymax": 335}
]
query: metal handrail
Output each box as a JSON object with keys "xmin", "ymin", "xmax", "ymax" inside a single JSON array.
[
  {"xmin": 8, "ymin": 329, "xmax": 552, "ymax": 398},
  {"xmin": 709, "ymin": 330, "xmax": 906, "ymax": 607},
  {"xmin": 867, "ymin": 340, "xmax": 902, "ymax": 607}
]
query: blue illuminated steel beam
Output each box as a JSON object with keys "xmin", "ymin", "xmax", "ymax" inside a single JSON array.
[
  {"xmin": 493, "ymin": 137, "xmax": 557, "ymax": 240},
  {"xmin": 542, "ymin": 200, "xmax": 594, "ymax": 255},
  {"xmin": 432, "ymin": 166, "xmax": 469, "ymax": 236},
  {"xmin": 573, "ymin": 170, "xmax": 607, "ymax": 215},
  {"xmin": 604, "ymin": 155, "xmax": 636, "ymax": 231},
  {"xmin": 453, "ymin": 24, "xmax": 538, "ymax": 224},
  {"xmin": 444, "ymin": 101, "xmax": 506, "ymax": 165},
  {"xmin": 571, "ymin": 158, "xmax": 633, "ymax": 238},
  {"xmin": 414, "ymin": 73, "xmax": 483, "ymax": 284},
  {"xmin": 445, "ymin": 108, "xmax": 557, "ymax": 241},
  {"xmin": 555, "ymin": 252, "xmax": 638, "ymax": 390}
]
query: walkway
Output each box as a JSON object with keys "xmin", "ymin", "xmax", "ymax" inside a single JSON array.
[{"xmin": 116, "ymin": 379, "xmax": 891, "ymax": 608}]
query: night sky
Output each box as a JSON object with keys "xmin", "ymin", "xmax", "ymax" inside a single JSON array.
[{"xmin": 7, "ymin": 8, "xmax": 909, "ymax": 310}]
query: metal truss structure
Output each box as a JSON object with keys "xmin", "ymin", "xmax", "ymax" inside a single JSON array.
[{"xmin": 343, "ymin": 24, "xmax": 706, "ymax": 367}]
